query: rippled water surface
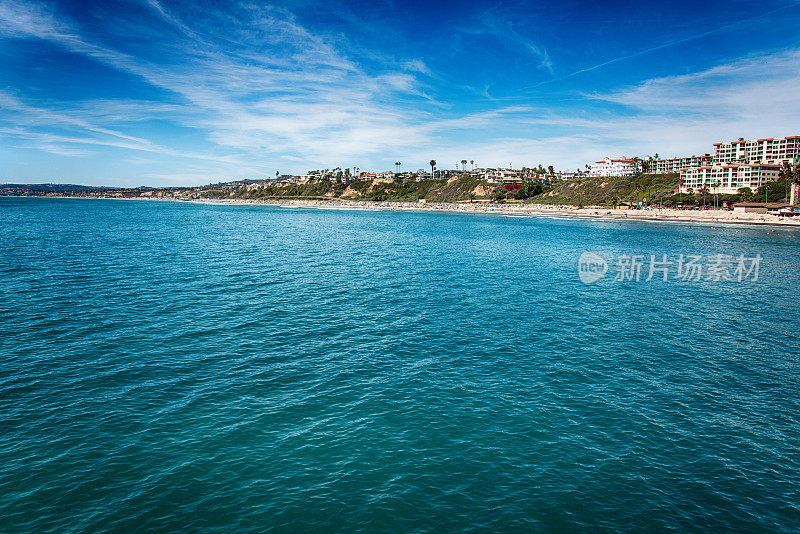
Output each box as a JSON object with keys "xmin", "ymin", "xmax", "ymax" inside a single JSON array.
[{"xmin": 2, "ymin": 197, "xmax": 800, "ymax": 532}]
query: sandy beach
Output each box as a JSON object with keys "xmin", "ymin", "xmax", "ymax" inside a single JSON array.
[{"xmin": 176, "ymin": 197, "xmax": 800, "ymax": 228}]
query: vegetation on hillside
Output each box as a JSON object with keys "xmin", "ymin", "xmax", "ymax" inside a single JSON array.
[
  {"xmin": 199, "ymin": 166, "xmax": 800, "ymax": 207},
  {"xmin": 536, "ymin": 173, "xmax": 680, "ymax": 206},
  {"xmin": 203, "ymin": 175, "xmax": 503, "ymax": 203}
]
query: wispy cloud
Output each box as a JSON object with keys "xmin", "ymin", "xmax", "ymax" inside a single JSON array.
[
  {"xmin": 394, "ymin": 48, "xmax": 800, "ymax": 168},
  {"xmin": 525, "ymin": 49, "xmax": 800, "ymax": 161},
  {"xmin": 140, "ymin": 0, "xmax": 199, "ymax": 40},
  {"xmin": 586, "ymin": 50, "xmax": 800, "ymax": 113},
  {"xmin": 402, "ymin": 59, "xmax": 432, "ymax": 76},
  {"xmin": 0, "ymin": 90, "xmax": 163, "ymax": 145},
  {"xmin": 459, "ymin": 8, "xmax": 553, "ymax": 73},
  {"xmin": 0, "ymin": 0, "xmax": 442, "ymax": 179},
  {"xmin": 523, "ymin": 2, "xmax": 799, "ymax": 89}
]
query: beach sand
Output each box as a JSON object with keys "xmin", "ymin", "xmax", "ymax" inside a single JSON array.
[{"xmin": 182, "ymin": 197, "xmax": 800, "ymax": 228}]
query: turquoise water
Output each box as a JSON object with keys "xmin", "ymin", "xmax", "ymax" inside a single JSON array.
[{"xmin": 1, "ymin": 197, "xmax": 800, "ymax": 532}]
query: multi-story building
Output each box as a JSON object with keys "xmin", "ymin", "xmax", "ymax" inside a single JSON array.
[
  {"xmin": 648, "ymin": 155, "xmax": 712, "ymax": 174},
  {"xmin": 584, "ymin": 136, "xmax": 797, "ymax": 194},
  {"xmin": 680, "ymin": 164, "xmax": 781, "ymax": 195},
  {"xmin": 414, "ymin": 169, "xmax": 451, "ymax": 180},
  {"xmin": 589, "ymin": 157, "xmax": 640, "ymax": 177},
  {"xmin": 483, "ymin": 169, "xmax": 521, "ymax": 184},
  {"xmin": 361, "ymin": 172, "xmax": 395, "ymax": 181},
  {"xmin": 556, "ymin": 171, "xmax": 588, "ymax": 180},
  {"xmin": 713, "ymin": 136, "xmax": 800, "ymax": 165},
  {"xmin": 677, "ymin": 135, "xmax": 798, "ymax": 194}
]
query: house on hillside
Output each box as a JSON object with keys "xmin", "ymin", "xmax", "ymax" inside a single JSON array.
[
  {"xmin": 589, "ymin": 157, "xmax": 641, "ymax": 177},
  {"xmin": 483, "ymin": 169, "xmax": 521, "ymax": 184}
]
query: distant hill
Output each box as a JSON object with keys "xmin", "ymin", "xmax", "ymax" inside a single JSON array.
[{"xmin": 0, "ymin": 183, "xmax": 109, "ymax": 194}]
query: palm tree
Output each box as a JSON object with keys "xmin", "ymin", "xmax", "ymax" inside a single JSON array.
[
  {"xmin": 791, "ymin": 164, "xmax": 800, "ymax": 205},
  {"xmin": 794, "ymin": 164, "xmax": 800, "ymax": 203},
  {"xmin": 470, "ymin": 159, "xmax": 474, "ymax": 170},
  {"xmin": 781, "ymin": 161, "xmax": 799, "ymax": 201},
  {"xmin": 632, "ymin": 156, "xmax": 642, "ymax": 175},
  {"xmin": 430, "ymin": 159, "xmax": 436, "ymax": 179},
  {"xmin": 461, "ymin": 159, "xmax": 467, "ymax": 172},
  {"xmin": 712, "ymin": 180, "xmax": 721, "ymax": 209}
]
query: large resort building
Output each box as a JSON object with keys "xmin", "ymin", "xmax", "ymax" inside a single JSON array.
[
  {"xmin": 674, "ymin": 136, "xmax": 797, "ymax": 195},
  {"xmin": 680, "ymin": 164, "xmax": 781, "ymax": 195},
  {"xmin": 650, "ymin": 155, "xmax": 713, "ymax": 174},
  {"xmin": 713, "ymin": 137, "xmax": 800, "ymax": 165}
]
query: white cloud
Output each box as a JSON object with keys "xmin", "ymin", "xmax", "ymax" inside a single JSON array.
[
  {"xmin": 572, "ymin": 49, "xmax": 800, "ymax": 157},
  {"xmin": 0, "ymin": 0, "xmax": 65, "ymax": 38},
  {"xmin": 0, "ymin": 90, "xmax": 158, "ymax": 146},
  {"xmin": 588, "ymin": 50, "xmax": 800, "ymax": 112},
  {"xmin": 459, "ymin": 10, "xmax": 553, "ymax": 74},
  {"xmin": 403, "ymin": 48, "xmax": 800, "ymax": 168},
  {"xmin": 402, "ymin": 59, "xmax": 432, "ymax": 75},
  {"xmin": 0, "ymin": 0, "xmax": 441, "ymax": 180}
]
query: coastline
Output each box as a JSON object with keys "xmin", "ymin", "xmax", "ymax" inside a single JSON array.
[
  {"xmin": 177, "ymin": 197, "xmax": 800, "ymax": 228},
  {"xmin": 20, "ymin": 195, "xmax": 800, "ymax": 228}
]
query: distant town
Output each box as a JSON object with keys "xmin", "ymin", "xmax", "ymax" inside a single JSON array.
[{"xmin": 3, "ymin": 135, "xmax": 799, "ymax": 214}]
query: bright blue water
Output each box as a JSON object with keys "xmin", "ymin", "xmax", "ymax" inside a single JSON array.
[{"xmin": 1, "ymin": 197, "xmax": 800, "ymax": 532}]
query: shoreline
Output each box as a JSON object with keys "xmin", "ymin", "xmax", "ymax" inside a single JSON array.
[
  {"xmin": 16, "ymin": 195, "xmax": 800, "ymax": 228},
  {"xmin": 182, "ymin": 197, "xmax": 800, "ymax": 228}
]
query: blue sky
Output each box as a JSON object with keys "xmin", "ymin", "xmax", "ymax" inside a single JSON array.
[{"xmin": 1, "ymin": 0, "xmax": 800, "ymax": 186}]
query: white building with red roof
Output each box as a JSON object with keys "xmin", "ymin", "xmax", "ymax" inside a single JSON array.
[
  {"xmin": 713, "ymin": 136, "xmax": 800, "ymax": 166},
  {"xmin": 589, "ymin": 157, "xmax": 641, "ymax": 177},
  {"xmin": 679, "ymin": 135, "xmax": 798, "ymax": 194}
]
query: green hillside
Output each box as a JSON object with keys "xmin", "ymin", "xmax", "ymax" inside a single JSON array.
[
  {"xmin": 535, "ymin": 173, "xmax": 681, "ymax": 206},
  {"xmin": 207, "ymin": 175, "xmax": 503, "ymax": 203},
  {"xmin": 200, "ymin": 171, "xmax": 791, "ymax": 207}
]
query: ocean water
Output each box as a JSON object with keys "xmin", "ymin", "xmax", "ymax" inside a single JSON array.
[{"xmin": 1, "ymin": 197, "xmax": 800, "ymax": 532}]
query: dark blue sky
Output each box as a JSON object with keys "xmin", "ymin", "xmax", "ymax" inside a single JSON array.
[{"xmin": 1, "ymin": 0, "xmax": 799, "ymax": 185}]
